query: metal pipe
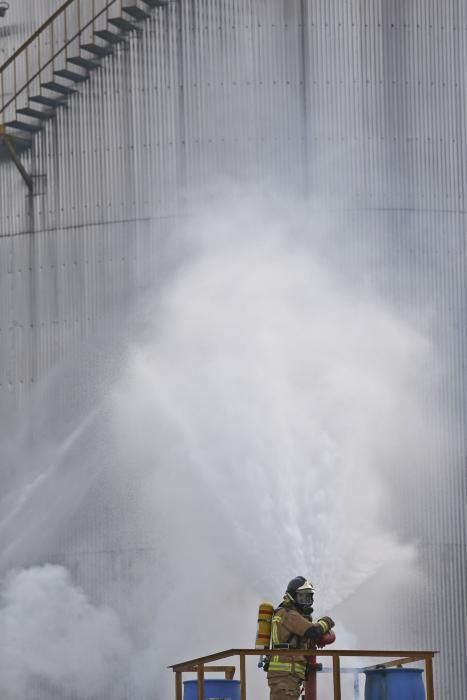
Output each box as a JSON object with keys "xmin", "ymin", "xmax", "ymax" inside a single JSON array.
[
  {"xmin": 25, "ymin": 46, "xmax": 29, "ymax": 98},
  {"xmin": 13, "ymin": 58, "xmax": 16, "ymax": 112},
  {"xmin": 50, "ymin": 22, "xmax": 54, "ymax": 74},
  {"xmin": 353, "ymin": 673, "xmax": 360, "ymax": 700},
  {"xmin": 1, "ymin": 135, "xmax": 33, "ymax": 192},
  {"xmin": 37, "ymin": 34, "xmax": 41, "ymax": 93},
  {"xmin": 64, "ymin": 7, "xmax": 68, "ymax": 60},
  {"xmin": 304, "ymin": 655, "xmax": 317, "ymax": 700}
]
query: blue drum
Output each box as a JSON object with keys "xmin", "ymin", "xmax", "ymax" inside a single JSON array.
[
  {"xmin": 364, "ymin": 668, "xmax": 425, "ymax": 700},
  {"xmin": 183, "ymin": 679, "xmax": 241, "ymax": 700}
]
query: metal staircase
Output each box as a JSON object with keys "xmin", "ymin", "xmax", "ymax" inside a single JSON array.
[{"xmin": 0, "ymin": 0, "xmax": 171, "ymax": 187}]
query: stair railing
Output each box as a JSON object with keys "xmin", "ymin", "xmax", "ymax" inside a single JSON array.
[{"xmin": 0, "ymin": 0, "xmax": 123, "ymax": 124}]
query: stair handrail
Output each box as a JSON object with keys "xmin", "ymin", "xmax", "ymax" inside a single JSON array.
[
  {"xmin": 0, "ymin": 0, "xmax": 76, "ymax": 74},
  {"xmin": 0, "ymin": 0, "xmax": 121, "ymax": 118}
]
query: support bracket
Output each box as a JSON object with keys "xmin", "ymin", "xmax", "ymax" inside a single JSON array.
[{"xmin": 0, "ymin": 124, "xmax": 33, "ymax": 192}]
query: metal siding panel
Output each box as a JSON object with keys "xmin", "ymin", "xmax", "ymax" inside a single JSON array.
[{"xmin": 0, "ymin": 1, "xmax": 467, "ymax": 697}]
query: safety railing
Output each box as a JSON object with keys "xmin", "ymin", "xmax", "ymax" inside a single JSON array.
[
  {"xmin": 0, "ymin": 0, "xmax": 125, "ymax": 124},
  {"xmin": 169, "ymin": 648, "xmax": 437, "ymax": 700}
]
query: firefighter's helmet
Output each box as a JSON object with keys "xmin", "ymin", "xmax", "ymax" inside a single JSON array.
[{"xmin": 286, "ymin": 576, "xmax": 315, "ymax": 615}]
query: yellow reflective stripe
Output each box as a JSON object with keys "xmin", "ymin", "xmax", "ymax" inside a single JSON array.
[
  {"xmin": 268, "ymin": 661, "xmax": 307, "ymax": 678},
  {"xmin": 269, "ymin": 611, "xmax": 307, "ymax": 679},
  {"xmin": 269, "ymin": 662, "xmax": 293, "ymax": 671},
  {"xmin": 294, "ymin": 663, "xmax": 307, "ymax": 679},
  {"xmin": 271, "ymin": 615, "xmax": 281, "ymax": 646}
]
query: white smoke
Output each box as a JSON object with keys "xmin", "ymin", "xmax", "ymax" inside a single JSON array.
[
  {"xmin": 0, "ymin": 192, "xmax": 443, "ymax": 699},
  {"xmin": 108, "ymin": 194, "xmax": 436, "ymax": 671},
  {"xmin": 0, "ymin": 565, "xmax": 131, "ymax": 699}
]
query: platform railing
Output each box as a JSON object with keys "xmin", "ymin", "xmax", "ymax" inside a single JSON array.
[
  {"xmin": 0, "ymin": 0, "xmax": 121, "ymax": 123},
  {"xmin": 169, "ymin": 648, "xmax": 437, "ymax": 700}
]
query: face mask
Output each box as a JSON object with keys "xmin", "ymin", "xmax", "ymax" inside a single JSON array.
[{"xmin": 296, "ymin": 590, "xmax": 314, "ymax": 609}]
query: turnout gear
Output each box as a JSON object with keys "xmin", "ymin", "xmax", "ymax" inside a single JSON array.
[
  {"xmin": 268, "ymin": 674, "xmax": 302, "ymax": 700},
  {"xmin": 265, "ymin": 576, "xmax": 336, "ymax": 700},
  {"xmin": 267, "ymin": 606, "xmax": 312, "ymax": 679}
]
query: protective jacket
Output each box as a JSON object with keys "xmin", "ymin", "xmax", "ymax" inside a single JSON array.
[{"xmin": 267, "ymin": 606, "xmax": 315, "ymax": 680}]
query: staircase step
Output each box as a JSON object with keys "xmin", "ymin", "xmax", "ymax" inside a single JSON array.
[
  {"xmin": 5, "ymin": 120, "xmax": 42, "ymax": 134},
  {"xmin": 80, "ymin": 43, "xmax": 113, "ymax": 58},
  {"xmin": 108, "ymin": 17, "xmax": 136, "ymax": 32},
  {"xmin": 94, "ymin": 29, "xmax": 124, "ymax": 44},
  {"xmin": 123, "ymin": 5, "xmax": 150, "ymax": 20},
  {"xmin": 67, "ymin": 56, "xmax": 100, "ymax": 70},
  {"xmin": 54, "ymin": 68, "xmax": 88, "ymax": 83},
  {"xmin": 41, "ymin": 81, "xmax": 77, "ymax": 95},
  {"xmin": 17, "ymin": 107, "xmax": 53, "ymax": 120},
  {"xmin": 30, "ymin": 94, "xmax": 66, "ymax": 108}
]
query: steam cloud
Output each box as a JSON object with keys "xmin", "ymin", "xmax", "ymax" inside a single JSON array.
[
  {"xmin": 0, "ymin": 192, "xmax": 440, "ymax": 698},
  {"xmin": 0, "ymin": 565, "xmax": 130, "ymax": 699},
  {"xmin": 110, "ymin": 195, "xmax": 435, "ymax": 668}
]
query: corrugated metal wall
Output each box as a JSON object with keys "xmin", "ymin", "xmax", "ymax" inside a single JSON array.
[
  {"xmin": 0, "ymin": 0, "xmax": 65, "ymax": 62},
  {"xmin": 1, "ymin": 1, "xmax": 466, "ymax": 697}
]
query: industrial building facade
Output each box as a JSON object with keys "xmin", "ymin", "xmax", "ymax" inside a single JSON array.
[{"xmin": 1, "ymin": 1, "xmax": 466, "ymax": 698}]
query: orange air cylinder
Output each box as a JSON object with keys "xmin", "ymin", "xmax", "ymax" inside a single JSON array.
[{"xmin": 255, "ymin": 602, "xmax": 274, "ymax": 648}]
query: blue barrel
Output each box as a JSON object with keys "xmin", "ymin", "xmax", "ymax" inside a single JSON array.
[
  {"xmin": 183, "ymin": 679, "xmax": 241, "ymax": 700},
  {"xmin": 364, "ymin": 668, "xmax": 425, "ymax": 700}
]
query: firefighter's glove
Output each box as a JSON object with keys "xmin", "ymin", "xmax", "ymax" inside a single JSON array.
[
  {"xmin": 317, "ymin": 616, "xmax": 335, "ymax": 633},
  {"xmin": 304, "ymin": 623, "xmax": 328, "ymax": 641}
]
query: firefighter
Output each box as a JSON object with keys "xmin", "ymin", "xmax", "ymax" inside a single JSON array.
[{"xmin": 267, "ymin": 576, "xmax": 335, "ymax": 700}]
